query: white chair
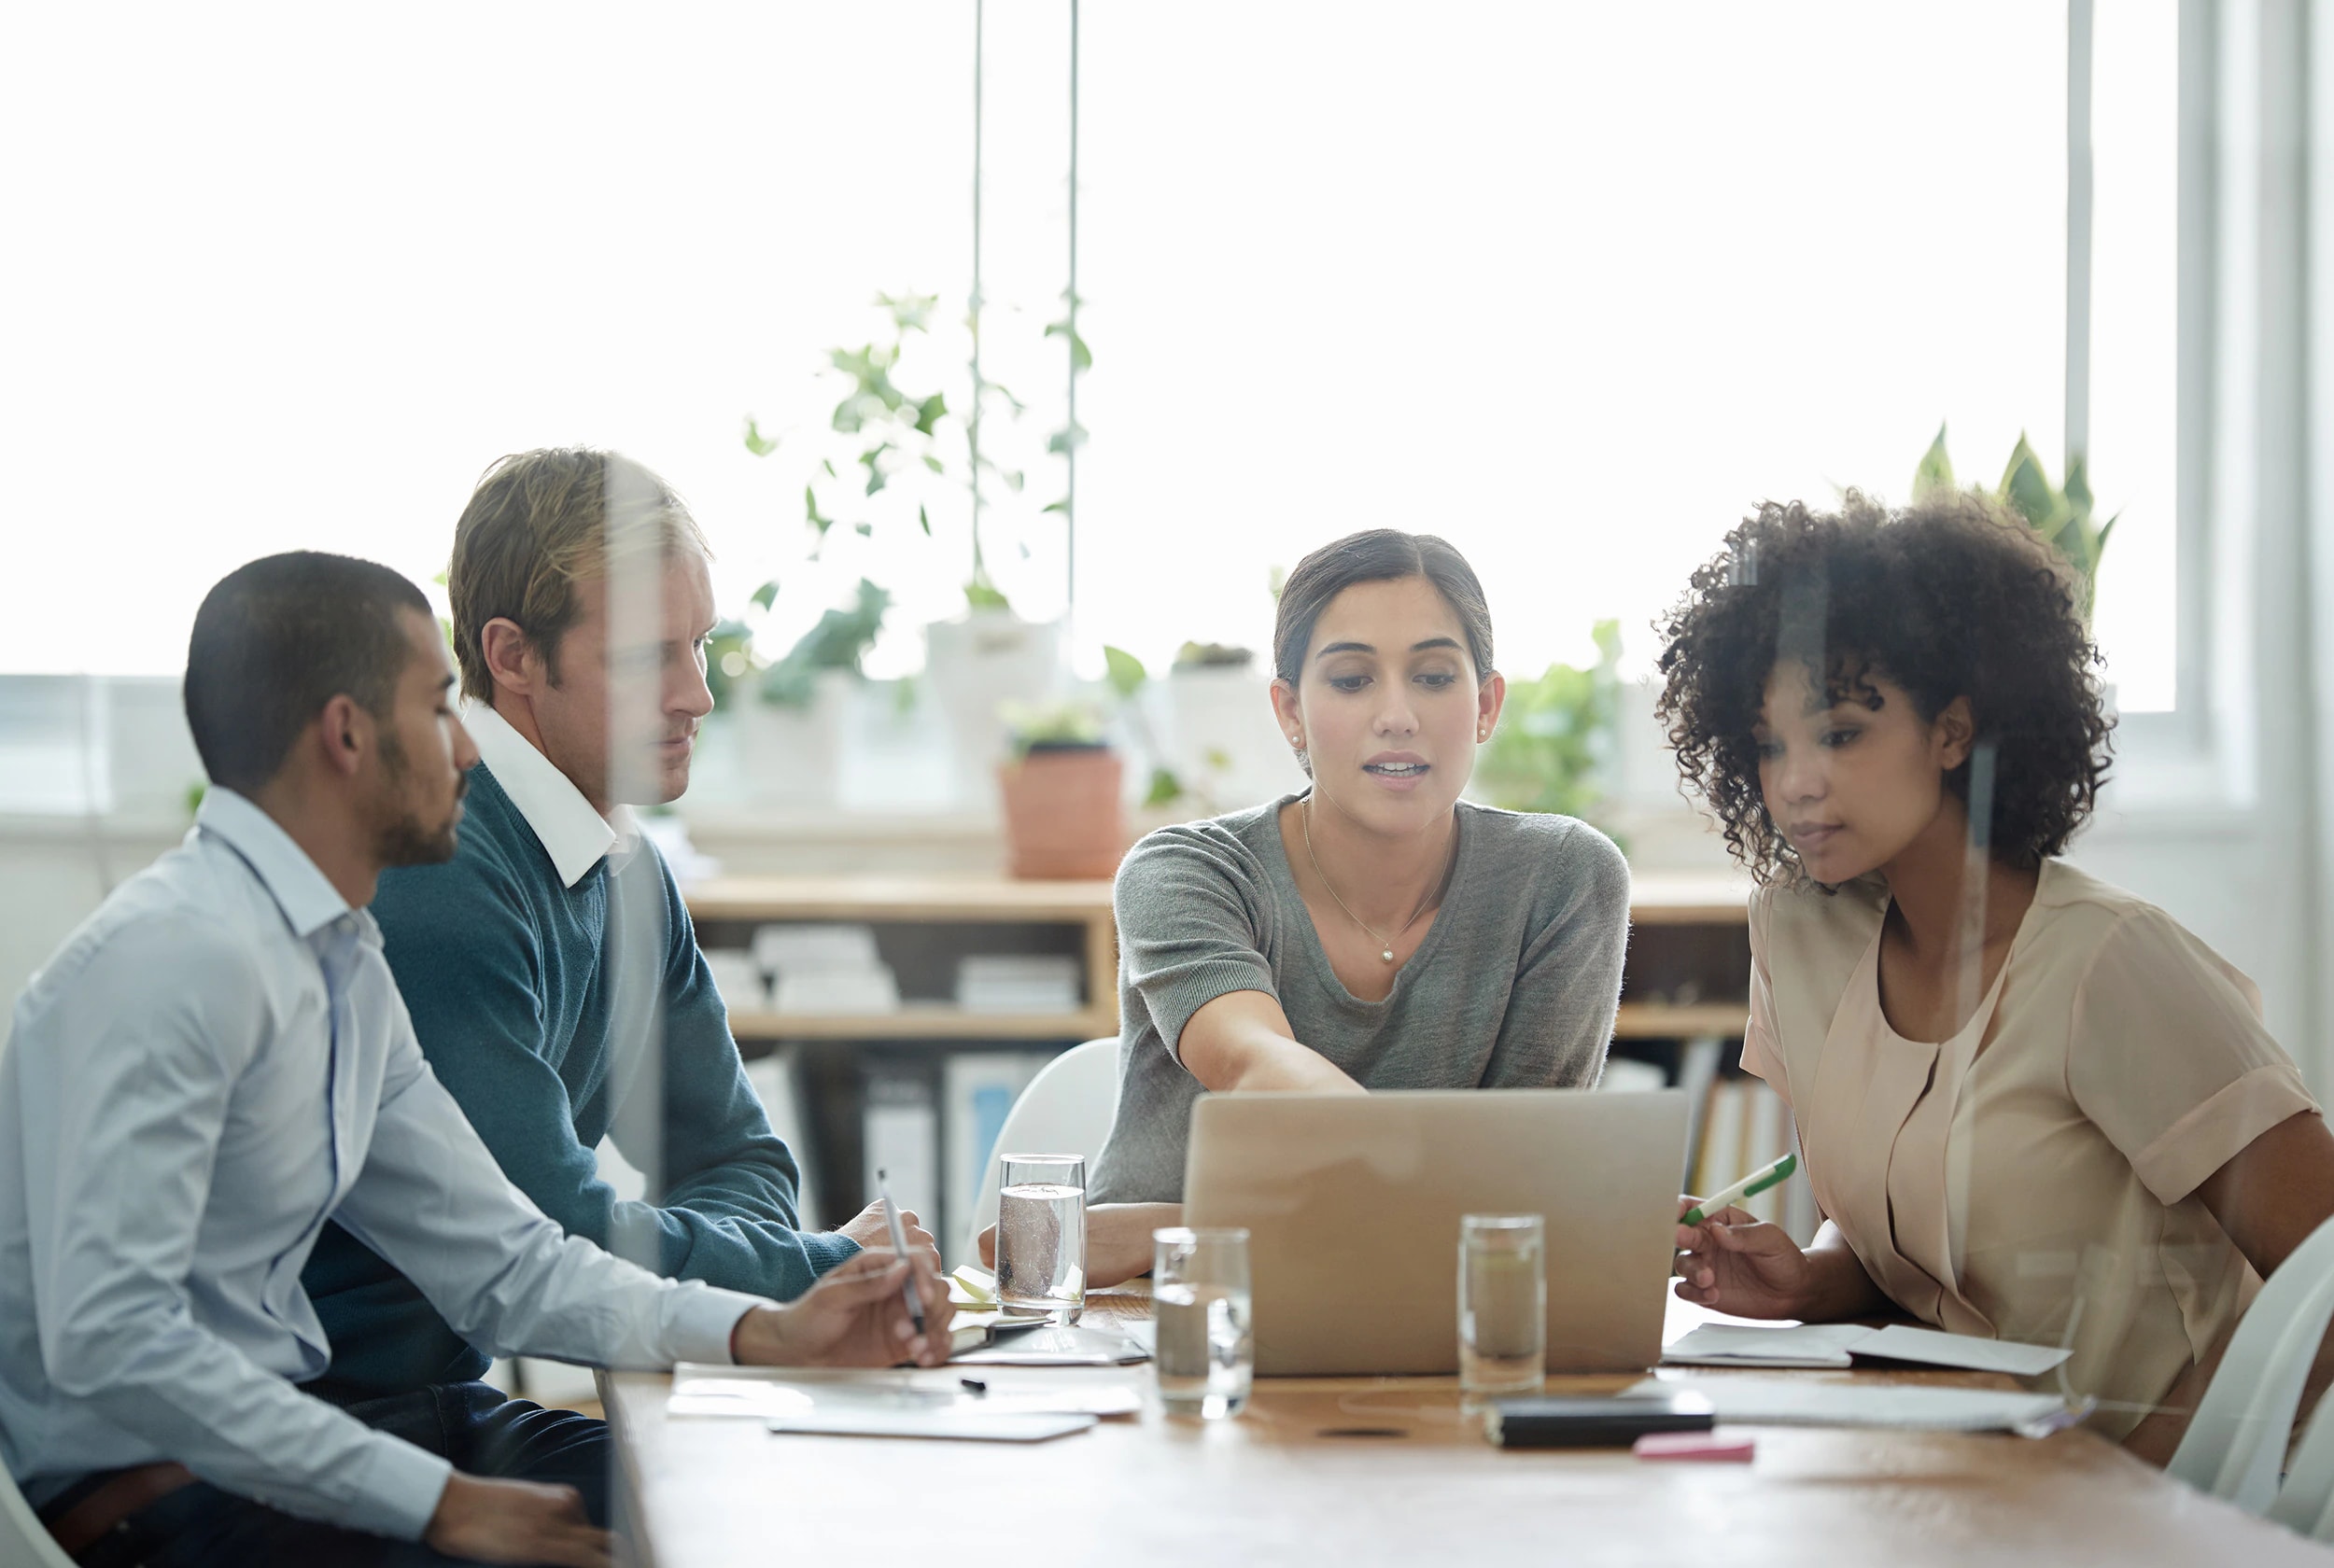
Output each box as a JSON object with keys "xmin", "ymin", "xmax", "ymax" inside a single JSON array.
[
  {"xmin": 1, "ymin": 1465, "xmax": 77, "ymax": 1568},
  {"xmin": 2168, "ymin": 1212, "xmax": 2334, "ymax": 1514},
  {"xmin": 956, "ymin": 1037, "xmax": 1121, "ymax": 1267}
]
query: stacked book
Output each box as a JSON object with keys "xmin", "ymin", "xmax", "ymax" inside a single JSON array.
[
  {"xmin": 753, "ymin": 923, "xmax": 901, "ymax": 1015},
  {"xmin": 954, "ymin": 954, "xmax": 1082, "ymax": 1015}
]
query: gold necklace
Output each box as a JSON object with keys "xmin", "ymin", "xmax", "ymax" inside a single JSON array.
[{"xmin": 1300, "ymin": 796, "xmax": 1453, "ymax": 963}]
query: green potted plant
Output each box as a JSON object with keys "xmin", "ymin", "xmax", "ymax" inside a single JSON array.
[
  {"xmin": 1913, "ymin": 424, "xmax": 2116, "ymax": 622},
  {"xmin": 996, "ymin": 699, "xmax": 1124, "ymax": 879},
  {"xmin": 705, "ymin": 579, "xmax": 890, "ymax": 810},
  {"xmin": 1472, "ymin": 620, "xmax": 1623, "ymax": 821},
  {"xmin": 1160, "ymin": 639, "xmax": 1302, "ymax": 815}
]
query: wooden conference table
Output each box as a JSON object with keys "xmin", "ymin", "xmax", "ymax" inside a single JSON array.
[{"xmin": 603, "ymin": 1288, "xmax": 2332, "ymax": 1567}]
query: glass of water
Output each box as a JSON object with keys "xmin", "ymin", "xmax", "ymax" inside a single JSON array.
[
  {"xmin": 1152, "ymin": 1226, "xmax": 1252, "ymax": 1420},
  {"xmin": 1458, "ymin": 1213, "xmax": 1545, "ymax": 1407},
  {"xmin": 994, "ymin": 1154, "xmax": 1086, "ymax": 1322}
]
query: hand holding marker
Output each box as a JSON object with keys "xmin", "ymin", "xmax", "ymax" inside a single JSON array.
[{"xmin": 1680, "ymin": 1152, "xmax": 1798, "ymax": 1228}]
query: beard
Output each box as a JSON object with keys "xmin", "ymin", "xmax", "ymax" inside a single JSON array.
[{"xmin": 372, "ymin": 731, "xmax": 467, "ymax": 867}]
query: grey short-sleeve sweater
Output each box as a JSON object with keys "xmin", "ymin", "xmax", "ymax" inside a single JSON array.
[{"xmin": 1087, "ymin": 794, "xmax": 1631, "ymax": 1203}]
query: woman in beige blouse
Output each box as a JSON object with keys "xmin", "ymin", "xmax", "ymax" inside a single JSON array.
[{"xmin": 1655, "ymin": 490, "xmax": 2334, "ymax": 1460}]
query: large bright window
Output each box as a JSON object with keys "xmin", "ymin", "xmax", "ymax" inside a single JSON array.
[{"xmin": 0, "ymin": 4, "xmax": 2179, "ymax": 712}]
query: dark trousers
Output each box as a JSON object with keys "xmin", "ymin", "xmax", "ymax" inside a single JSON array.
[{"xmin": 59, "ymin": 1381, "xmax": 612, "ymax": 1568}]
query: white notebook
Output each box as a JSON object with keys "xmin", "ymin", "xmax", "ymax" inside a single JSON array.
[
  {"xmin": 1624, "ymin": 1375, "xmax": 2072, "ymax": 1434},
  {"xmin": 1663, "ymin": 1322, "xmax": 2071, "ymax": 1377}
]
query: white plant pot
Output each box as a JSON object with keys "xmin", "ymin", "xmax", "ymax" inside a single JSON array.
[
  {"xmin": 733, "ymin": 669, "xmax": 851, "ymax": 810},
  {"xmin": 923, "ymin": 612, "xmax": 1062, "ymax": 812},
  {"xmin": 1164, "ymin": 665, "xmax": 1305, "ymax": 814}
]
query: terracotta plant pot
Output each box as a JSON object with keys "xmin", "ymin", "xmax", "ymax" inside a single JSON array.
[{"xmin": 998, "ymin": 745, "xmax": 1125, "ymax": 880}]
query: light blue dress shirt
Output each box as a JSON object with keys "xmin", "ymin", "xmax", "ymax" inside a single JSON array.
[{"xmin": 0, "ymin": 789, "xmax": 763, "ymax": 1542}]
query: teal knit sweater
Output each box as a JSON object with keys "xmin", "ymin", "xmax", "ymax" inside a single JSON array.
[{"xmin": 302, "ymin": 763, "xmax": 855, "ymax": 1395}]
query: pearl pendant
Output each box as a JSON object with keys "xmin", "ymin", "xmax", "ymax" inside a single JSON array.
[{"xmin": 1382, "ymin": 947, "xmax": 1396, "ymax": 962}]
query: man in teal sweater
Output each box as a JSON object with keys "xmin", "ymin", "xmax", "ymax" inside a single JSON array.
[{"xmin": 304, "ymin": 448, "xmax": 932, "ymax": 1405}]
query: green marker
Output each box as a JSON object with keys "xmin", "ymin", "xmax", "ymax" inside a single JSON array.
[{"xmin": 1681, "ymin": 1151, "xmax": 1798, "ymax": 1228}]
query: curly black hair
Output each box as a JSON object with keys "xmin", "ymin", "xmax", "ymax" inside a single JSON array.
[{"xmin": 1652, "ymin": 490, "xmax": 2115, "ymax": 886}]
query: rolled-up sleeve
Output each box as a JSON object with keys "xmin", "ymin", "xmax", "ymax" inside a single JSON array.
[
  {"xmin": 22, "ymin": 920, "xmax": 456, "ymax": 1543},
  {"xmin": 1114, "ymin": 829, "xmax": 1280, "ymax": 1065},
  {"xmin": 2068, "ymin": 908, "xmax": 2319, "ymax": 1206}
]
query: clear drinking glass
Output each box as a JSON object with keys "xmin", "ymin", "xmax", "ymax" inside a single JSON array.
[
  {"xmin": 993, "ymin": 1154, "xmax": 1087, "ymax": 1321},
  {"xmin": 1458, "ymin": 1213, "xmax": 1546, "ymax": 1407},
  {"xmin": 1152, "ymin": 1226, "xmax": 1253, "ymax": 1420}
]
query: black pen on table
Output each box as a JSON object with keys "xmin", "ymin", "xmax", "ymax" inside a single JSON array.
[{"xmin": 874, "ymin": 1169, "xmax": 925, "ymax": 1335}]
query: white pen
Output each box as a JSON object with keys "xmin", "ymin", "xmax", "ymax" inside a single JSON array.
[
  {"xmin": 874, "ymin": 1169, "xmax": 924, "ymax": 1334},
  {"xmin": 1681, "ymin": 1151, "xmax": 1798, "ymax": 1228}
]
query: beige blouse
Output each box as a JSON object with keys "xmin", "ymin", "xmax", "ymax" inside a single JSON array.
[{"xmin": 1740, "ymin": 858, "xmax": 2318, "ymax": 1440}]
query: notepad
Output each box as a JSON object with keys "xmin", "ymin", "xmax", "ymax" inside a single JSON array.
[
  {"xmin": 1662, "ymin": 1322, "xmax": 2073, "ymax": 1377},
  {"xmin": 1624, "ymin": 1376, "xmax": 2071, "ymax": 1433},
  {"xmin": 1663, "ymin": 1322, "xmax": 1874, "ymax": 1369},
  {"xmin": 950, "ymin": 1321, "xmax": 1149, "ymax": 1366},
  {"xmin": 1849, "ymin": 1324, "xmax": 2072, "ymax": 1377}
]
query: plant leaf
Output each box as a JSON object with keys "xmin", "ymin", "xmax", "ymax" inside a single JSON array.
[
  {"xmin": 750, "ymin": 580, "xmax": 780, "ymax": 612},
  {"xmin": 743, "ymin": 417, "xmax": 781, "ymax": 457},
  {"xmin": 1998, "ymin": 434, "xmax": 2058, "ymax": 530},
  {"xmin": 918, "ymin": 504, "xmax": 932, "ymax": 536},
  {"xmin": 1144, "ymin": 767, "xmax": 1184, "ymax": 807},
  {"xmin": 1045, "ymin": 320, "xmax": 1093, "ymax": 371},
  {"xmin": 1912, "ymin": 421, "xmax": 1953, "ymax": 499},
  {"xmin": 915, "ymin": 392, "xmax": 948, "ymax": 436},
  {"xmin": 965, "ymin": 579, "xmax": 1012, "ymax": 611},
  {"xmin": 922, "ymin": 454, "xmax": 945, "ymax": 473},
  {"xmin": 1104, "ymin": 644, "xmax": 1147, "ymax": 698},
  {"xmin": 1042, "ymin": 498, "xmax": 1070, "ymax": 514}
]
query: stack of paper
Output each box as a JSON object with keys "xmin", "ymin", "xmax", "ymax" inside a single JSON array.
[
  {"xmin": 754, "ymin": 923, "xmax": 900, "ymax": 1015},
  {"xmin": 701, "ymin": 949, "xmax": 769, "ymax": 1012},
  {"xmin": 1624, "ymin": 1375, "xmax": 2073, "ymax": 1434},
  {"xmin": 955, "ymin": 955, "xmax": 1082, "ymax": 1015}
]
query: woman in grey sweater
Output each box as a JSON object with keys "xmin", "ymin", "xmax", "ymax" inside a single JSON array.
[{"xmin": 1060, "ymin": 528, "xmax": 1632, "ymax": 1284}]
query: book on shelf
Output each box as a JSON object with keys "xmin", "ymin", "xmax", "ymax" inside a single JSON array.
[
  {"xmin": 863, "ymin": 1063, "xmax": 941, "ymax": 1243},
  {"xmin": 771, "ymin": 968, "xmax": 901, "ymax": 1015},
  {"xmin": 743, "ymin": 1049, "xmax": 817, "ymax": 1225},
  {"xmin": 1687, "ymin": 1072, "xmax": 1817, "ymax": 1247},
  {"xmin": 955, "ymin": 955, "xmax": 1082, "ymax": 1015},
  {"xmin": 702, "ymin": 949, "xmax": 769, "ymax": 1012}
]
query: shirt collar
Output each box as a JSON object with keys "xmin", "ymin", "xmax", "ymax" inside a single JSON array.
[
  {"xmin": 461, "ymin": 701, "xmax": 636, "ymax": 889},
  {"xmin": 195, "ymin": 786, "xmax": 357, "ymax": 940}
]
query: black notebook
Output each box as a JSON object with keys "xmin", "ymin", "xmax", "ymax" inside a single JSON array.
[{"xmin": 1484, "ymin": 1391, "xmax": 1717, "ymax": 1449}]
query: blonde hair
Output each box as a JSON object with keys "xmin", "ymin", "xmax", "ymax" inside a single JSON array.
[{"xmin": 447, "ymin": 448, "xmax": 711, "ymax": 702}]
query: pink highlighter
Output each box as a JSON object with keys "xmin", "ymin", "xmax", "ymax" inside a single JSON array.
[{"xmin": 1634, "ymin": 1430, "xmax": 1756, "ymax": 1463}]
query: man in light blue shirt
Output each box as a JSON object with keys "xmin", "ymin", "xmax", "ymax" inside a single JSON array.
[{"xmin": 0, "ymin": 553, "xmax": 949, "ymax": 1567}]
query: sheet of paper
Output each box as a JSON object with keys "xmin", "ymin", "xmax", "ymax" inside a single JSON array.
[
  {"xmin": 669, "ymin": 1366, "xmax": 1139, "ymax": 1420},
  {"xmin": 1625, "ymin": 1376, "xmax": 2069, "ymax": 1433},
  {"xmin": 1662, "ymin": 1323, "xmax": 1876, "ymax": 1368},
  {"xmin": 764, "ymin": 1410, "xmax": 1095, "ymax": 1443},
  {"xmin": 1850, "ymin": 1324, "xmax": 2072, "ymax": 1377}
]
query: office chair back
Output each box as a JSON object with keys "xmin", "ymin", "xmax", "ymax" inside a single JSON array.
[
  {"xmin": 2168, "ymin": 1211, "xmax": 2334, "ymax": 1515},
  {"xmin": 0, "ymin": 1464, "xmax": 77, "ymax": 1568},
  {"xmin": 956, "ymin": 1037, "xmax": 1120, "ymax": 1267}
]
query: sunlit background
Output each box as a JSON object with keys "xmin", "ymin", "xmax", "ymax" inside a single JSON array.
[{"xmin": 0, "ymin": 3, "xmax": 2174, "ymax": 705}]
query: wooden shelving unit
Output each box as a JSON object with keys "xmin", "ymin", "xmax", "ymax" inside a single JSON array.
[{"xmin": 686, "ymin": 875, "xmax": 1118, "ymax": 1045}]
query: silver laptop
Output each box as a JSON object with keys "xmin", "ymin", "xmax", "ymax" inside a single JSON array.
[{"xmin": 1183, "ymin": 1089, "xmax": 1687, "ymax": 1377}]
